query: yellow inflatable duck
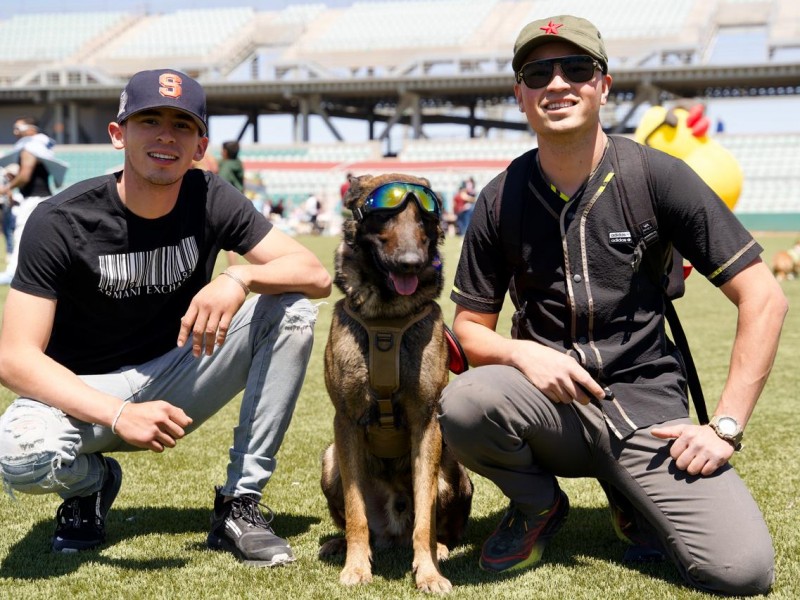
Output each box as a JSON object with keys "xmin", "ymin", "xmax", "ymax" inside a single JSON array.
[{"xmin": 634, "ymin": 103, "xmax": 742, "ymax": 210}]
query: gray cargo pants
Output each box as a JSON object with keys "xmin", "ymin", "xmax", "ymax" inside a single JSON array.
[{"xmin": 438, "ymin": 365, "xmax": 774, "ymax": 596}]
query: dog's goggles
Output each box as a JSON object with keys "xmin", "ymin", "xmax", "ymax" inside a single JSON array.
[
  {"xmin": 353, "ymin": 182, "xmax": 441, "ymax": 221},
  {"xmin": 516, "ymin": 55, "xmax": 603, "ymax": 88}
]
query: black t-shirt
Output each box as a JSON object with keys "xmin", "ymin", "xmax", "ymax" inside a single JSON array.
[
  {"xmin": 12, "ymin": 168, "xmax": 271, "ymax": 374},
  {"xmin": 451, "ymin": 138, "xmax": 762, "ymax": 437}
]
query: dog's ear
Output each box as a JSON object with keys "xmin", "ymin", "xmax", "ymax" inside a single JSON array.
[
  {"xmin": 342, "ymin": 218, "xmax": 358, "ymax": 247},
  {"xmin": 343, "ymin": 174, "xmax": 374, "ymax": 211}
]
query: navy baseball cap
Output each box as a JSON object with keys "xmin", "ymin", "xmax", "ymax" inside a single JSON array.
[{"xmin": 116, "ymin": 69, "xmax": 208, "ymax": 136}]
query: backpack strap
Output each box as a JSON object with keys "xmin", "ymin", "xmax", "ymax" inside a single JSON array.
[
  {"xmin": 609, "ymin": 137, "xmax": 709, "ymax": 424},
  {"xmin": 496, "ymin": 148, "xmax": 538, "ymax": 266},
  {"xmin": 608, "ymin": 138, "xmax": 664, "ymax": 285},
  {"xmin": 664, "ymin": 298, "xmax": 709, "ymax": 424}
]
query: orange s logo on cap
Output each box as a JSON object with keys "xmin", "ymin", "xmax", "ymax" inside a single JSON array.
[{"xmin": 158, "ymin": 73, "xmax": 183, "ymax": 99}]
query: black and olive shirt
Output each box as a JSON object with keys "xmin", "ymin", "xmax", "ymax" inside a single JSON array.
[{"xmin": 451, "ymin": 137, "xmax": 761, "ymax": 438}]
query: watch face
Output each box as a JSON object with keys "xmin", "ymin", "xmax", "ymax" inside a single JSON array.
[{"xmin": 717, "ymin": 417, "xmax": 738, "ymax": 435}]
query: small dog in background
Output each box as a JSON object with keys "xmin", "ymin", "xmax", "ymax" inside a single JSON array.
[
  {"xmin": 320, "ymin": 173, "xmax": 473, "ymax": 594},
  {"xmin": 772, "ymin": 239, "xmax": 800, "ymax": 281}
]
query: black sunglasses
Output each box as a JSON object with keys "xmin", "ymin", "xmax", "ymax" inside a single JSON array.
[
  {"xmin": 352, "ymin": 182, "xmax": 441, "ymax": 221},
  {"xmin": 516, "ymin": 55, "xmax": 603, "ymax": 88}
]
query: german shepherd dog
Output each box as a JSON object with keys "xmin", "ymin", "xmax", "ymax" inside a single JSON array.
[{"xmin": 320, "ymin": 173, "xmax": 473, "ymax": 593}]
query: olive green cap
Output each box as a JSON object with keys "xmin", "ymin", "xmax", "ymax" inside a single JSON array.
[{"xmin": 513, "ymin": 15, "xmax": 608, "ymax": 73}]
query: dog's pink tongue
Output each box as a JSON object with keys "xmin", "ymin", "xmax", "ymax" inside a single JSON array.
[{"xmin": 390, "ymin": 273, "xmax": 419, "ymax": 295}]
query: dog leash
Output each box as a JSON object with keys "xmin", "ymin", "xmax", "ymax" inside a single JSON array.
[{"xmin": 342, "ymin": 302, "xmax": 433, "ymax": 458}]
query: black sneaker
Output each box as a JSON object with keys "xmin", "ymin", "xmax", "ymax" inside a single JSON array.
[
  {"xmin": 52, "ymin": 455, "xmax": 122, "ymax": 553},
  {"xmin": 206, "ymin": 486, "xmax": 295, "ymax": 567},
  {"xmin": 479, "ymin": 490, "xmax": 569, "ymax": 573}
]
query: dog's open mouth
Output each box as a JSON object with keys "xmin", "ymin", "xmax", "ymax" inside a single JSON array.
[{"xmin": 389, "ymin": 273, "xmax": 419, "ymax": 295}]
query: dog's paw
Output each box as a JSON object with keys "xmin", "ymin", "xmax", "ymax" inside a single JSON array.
[
  {"xmin": 413, "ymin": 558, "xmax": 453, "ymax": 594},
  {"xmin": 340, "ymin": 563, "xmax": 373, "ymax": 586},
  {"xmin": 436, "ymin": 542, "xmax": 450, "ymax": 562},
  {"xmin": 415, "ymin": 570, "xmax": 453, "ymax": 595},
  {"xmin": 319, "ymin": 537, "xmax": 347, "ymax": 558}
]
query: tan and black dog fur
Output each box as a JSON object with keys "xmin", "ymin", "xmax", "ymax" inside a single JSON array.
[{"xmin": 320, "ymin": 173, "xmax": 473, "ymax": 593}]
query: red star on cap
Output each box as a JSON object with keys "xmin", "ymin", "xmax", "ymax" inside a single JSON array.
[{"xmin": 540, "ymin": 21, "xmax": 563, "ymax": 35}]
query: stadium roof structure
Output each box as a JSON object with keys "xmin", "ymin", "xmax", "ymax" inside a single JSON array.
[{"xmin": 1, "ymin": 59, "xmax": 798, "ymax": 145}]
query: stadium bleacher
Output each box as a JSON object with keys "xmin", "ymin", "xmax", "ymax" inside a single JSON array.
[
  {"xmin": 0, "ymin": 11, "xmax": 128, "ymax": 61},
  {"xmin": 108, "ymin": 9, "xmax": 253, "ymax": 58},
  {"xmin": 11, "ymin": 129, "xmax": 791, "ymax": 231},
  {"xmin": 0, "ymin": 11, "xmax": 131, "ymax": 83},
  {"xmin": 0, "ymin": 0, "xmax": 797, "ymax": 229},
  {"xmin": 301, "ymin": 0, "xmax": 498, "ymax": 52}
]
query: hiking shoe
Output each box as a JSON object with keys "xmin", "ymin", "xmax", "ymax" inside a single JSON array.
[
  {"xmin": 52, "ymin": 455, "xmax": 122, "ymax": 553},
  {"xmin": 602, "ymin": 483, "xmax": 665, "ymax": 563},
  {"xmin": 207, "ymin": 486, "xmax": 295, "ymax": 567},
  {"xmin": 479, "ymin": 490, "xmax": 569, "ymax": 573}
]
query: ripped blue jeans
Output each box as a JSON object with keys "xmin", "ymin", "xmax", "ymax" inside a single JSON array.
[{"xmin": 0, "ymin": 293, "xmax": 317, "ymax": 501}]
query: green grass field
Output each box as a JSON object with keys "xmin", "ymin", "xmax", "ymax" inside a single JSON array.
[{"xmin": 0, "ymin": 231, "xmax": 798, "ymax": 600}]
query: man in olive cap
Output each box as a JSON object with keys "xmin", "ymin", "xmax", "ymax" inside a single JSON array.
[{"xmin": 438, "ymin": 15, "xmax": 783, "ymax": 595}]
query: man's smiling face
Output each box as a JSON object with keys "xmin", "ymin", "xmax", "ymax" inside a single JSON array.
[
  {"xmin": 115, "ymin": 107, "xmax": 207, "ymax": 187},
  {"xmin": 514, "ymin": 40, "xmax": 611, "ymax": 140}
]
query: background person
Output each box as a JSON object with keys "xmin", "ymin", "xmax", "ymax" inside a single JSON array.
[
  {"xmin": 0, "ymin": 165, "xmax": 19, "ymax": 264},
  {"xmin": 437, "ymin": 15, "xmax": 786, "ymax": 596},
  {"xmin": 453, "ymin": 176, "xmax": 477, "ymax": 235},
  {"xmin": 0, "ymin": 69, "xmax": 331, "ymax": 566},
  {"xmin": 218, "ymin": 140, "xmax": 246, "ymax": 266},
  {"xmin": 0, "ymin": 117, "xmax": 65, "ymax": 284},
  {"xmin": 219, "ymin": 140, "xmax": 245, "ymax": 192},
  {"xmin": 304, "ymin": 192, "xmax": 323, "ymax": 234},
  {"xmin": 271, "ymin": 198, "xmax": 285, "ymax": 219},
  {"xmin": 340, "ymin": 172, "xmax": 352, "ymax": 201}
]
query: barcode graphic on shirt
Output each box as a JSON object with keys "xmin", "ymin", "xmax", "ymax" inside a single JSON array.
[{"xmin": 98, "ymin": 236, "xmax": 198, "ymax": 293}]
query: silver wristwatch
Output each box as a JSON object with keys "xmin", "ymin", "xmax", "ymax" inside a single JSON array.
[{"xmin": 709, "ymin": 415, "xmax": 743, "ymax": 451}]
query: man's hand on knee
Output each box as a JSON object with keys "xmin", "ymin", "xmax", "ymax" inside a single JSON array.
[
  {"xmin": 112, "ymin": 400, "xmax": 193, "ymax": 453},
  {"xmin": 651, "ymin": 424, "xmax": 734, "ymax": 476}
]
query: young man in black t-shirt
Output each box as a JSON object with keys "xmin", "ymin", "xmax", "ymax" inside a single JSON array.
[
  {"xmin": 438, "ymin": 16, "xmax": 786, "ymax": 595},
  {"xmin": 0, "ymin": 69, "xmax": 331, "ymax": 566}
]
